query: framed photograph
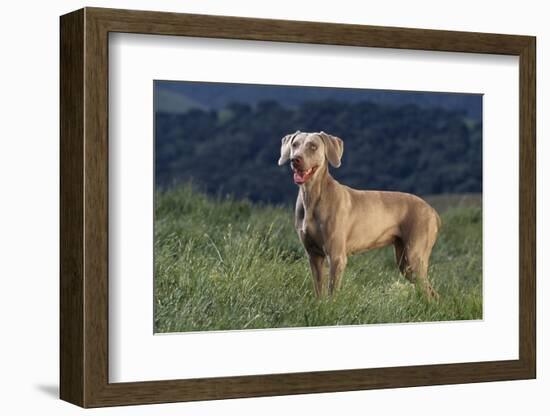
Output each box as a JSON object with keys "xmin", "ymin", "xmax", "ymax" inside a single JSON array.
[{"xmin": 60, "ymin": 7, "xmax": 536, "ymax": 408}]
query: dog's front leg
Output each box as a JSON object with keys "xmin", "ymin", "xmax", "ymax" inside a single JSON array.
[
  {"xmin": 308, "ymin": 253, "xmax": 326, "ymax": 297},
  {"xmin": 328, "ymin": 255, "xmax": 347, "ymax": 295},
  {"xmin": 326, "ymin": 239, "xmax": 347, "ymax": 295}
]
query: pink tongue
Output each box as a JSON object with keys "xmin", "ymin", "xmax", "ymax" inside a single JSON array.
[{"xmin": 294, "ymin": 171, "xmax": 306, "ymax": 184}]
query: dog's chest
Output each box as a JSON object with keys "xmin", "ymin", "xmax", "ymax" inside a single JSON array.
[{"xmin": 296, "ymin": 201, "xmax": 325, "ymax": 252}]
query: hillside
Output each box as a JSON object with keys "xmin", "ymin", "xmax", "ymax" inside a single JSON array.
[
  {"xmin": 154, "ymin": 185, "xmax": 482, "ymax": 333},
  {"xmin": 156, "ymin": 81, "xmax": 482, "ymax": 120},
  {"xmin": 155, "ymin": 99, "xmax": 482, "ymax": 204}
]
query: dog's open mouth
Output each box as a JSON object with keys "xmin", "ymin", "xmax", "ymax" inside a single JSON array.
[{"xmin": 293, "ymin": 166, "xmax": 318, "ymax": 185}]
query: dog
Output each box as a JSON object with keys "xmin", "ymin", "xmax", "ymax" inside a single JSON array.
[{"xmin": 278, "ymin": 131, "xmax": 441, "ymax": 299}]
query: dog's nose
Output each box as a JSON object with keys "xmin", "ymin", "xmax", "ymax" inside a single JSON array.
[{"xmin": 291, "ymin": 156, "xmax": 303, "ymax": 166}]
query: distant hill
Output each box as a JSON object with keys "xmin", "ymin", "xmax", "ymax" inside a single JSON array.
[
  {"xmin": 155, "ymin": 96, "xmax": 482, "ymax": 204},
  {"xmin": 155, "ymin": 80, "xmax": 482, "ymax": 121},
  {"xmin": 154, "ymin": 88, "xmax": 206, "ymax": 113}
]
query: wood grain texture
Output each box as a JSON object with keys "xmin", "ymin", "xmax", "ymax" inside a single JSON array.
[
  {"xmin": 59, "ymin": 7, "xmax": 537, "ymax": 408},
  {"xmin": 88, "ymin": 7, "xmax": 532, "ymax": 54},
  {"xmin": 83, "ymin": 10, "xmax": 111, "ymax": 406},
  {"xmin": 518, "ymin": 38, "xmax": 536, "ymax": 375},
  {"xmin": 59, "ymin": 8, "xmax": 84, "ymax": 407}
]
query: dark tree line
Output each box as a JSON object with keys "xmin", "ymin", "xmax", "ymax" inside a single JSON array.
[{"xmin": 155, "ymin": 99, "xmax": 482, "ymax": 205}]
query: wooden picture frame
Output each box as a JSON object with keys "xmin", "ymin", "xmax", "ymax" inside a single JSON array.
[{"xmin": 60, "ymin": 7, "xmax": 536, "ymax": 408}]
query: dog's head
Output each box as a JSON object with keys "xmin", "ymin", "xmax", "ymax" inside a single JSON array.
[{"xmin": 278, "ymin": 131, "xmax": 344, "ymax": 185}]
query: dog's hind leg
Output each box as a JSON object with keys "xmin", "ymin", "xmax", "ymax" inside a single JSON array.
[
  {"xmin": 411, "ymin": 254, "xmax": 438, "ymax": 300},
  {"xmin": 393, "ymin": 238, "xmax": 408, "ymax": 276},
  {"xmin": 406, "ymin": 243, "xmax": 439, "ymax": 300},
  {"xmin": 403, "ymin": 224, "xmax": 439, "ymax": 300},
  {"xmin": 395, "ymin": 238, "xmax": 417, "ymax": 283}
]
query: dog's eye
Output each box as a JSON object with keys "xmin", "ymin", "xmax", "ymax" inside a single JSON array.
[
  {"xmin": 292, "ymin": 142, "xmax": 298, "ymax": 148},
  {"xmin": 309, "ymin": 144, "xmax": 317, "ymax": 151}
]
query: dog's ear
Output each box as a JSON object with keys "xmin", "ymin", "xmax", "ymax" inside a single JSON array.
[
  {"xmin": 278, "ymin": 131, "xmax": 300, "ymax": 166},
  {"xmin": 319, "ymin": 131, "xmax": 344, "ymax": 168}
]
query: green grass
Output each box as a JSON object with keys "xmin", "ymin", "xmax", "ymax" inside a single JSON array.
[{"xmin": 154, "ymin": 184, "xmax": 482, "ymax": 333}]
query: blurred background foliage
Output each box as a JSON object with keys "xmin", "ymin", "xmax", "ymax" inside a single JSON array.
[{"xmin": 154, "ymin": 81, "xmax": 482, "ymax": 204}]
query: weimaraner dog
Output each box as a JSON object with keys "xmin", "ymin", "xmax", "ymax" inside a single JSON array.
[{"xmin": 278, "ymin": 131, "xmax": 441, "ymax": 299}]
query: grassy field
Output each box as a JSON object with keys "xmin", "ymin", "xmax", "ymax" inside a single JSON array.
[{"xmin": 154, "ymin": 184, "xmax": 482, "ymax": 333}]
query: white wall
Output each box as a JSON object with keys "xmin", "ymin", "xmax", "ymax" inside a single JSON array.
[{"xmin": 0, "ymin": 0, "xmax": 545, "ymax": 414}]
